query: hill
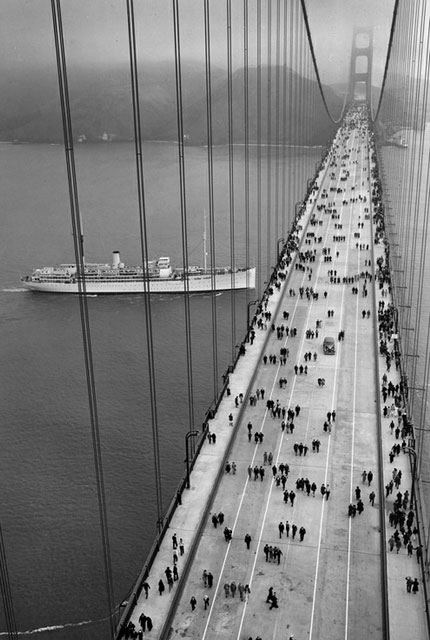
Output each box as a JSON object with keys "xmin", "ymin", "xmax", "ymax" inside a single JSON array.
[{"xmin": 0, "ymin": 61, "xmax": 342, "ymax": 145}]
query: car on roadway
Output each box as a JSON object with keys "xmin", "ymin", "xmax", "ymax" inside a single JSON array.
[{"xmin": 323, "ymin": 336, "xmax": 336, "ymax": 355}]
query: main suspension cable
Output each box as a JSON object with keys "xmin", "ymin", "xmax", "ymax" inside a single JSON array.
[
  {"xmin": 299, "ymin": 0, "xmax": 347, "ymax": 124},
  {"xmin": 371, "ymin": 0, "xmax": 400, "ymax": 122}
]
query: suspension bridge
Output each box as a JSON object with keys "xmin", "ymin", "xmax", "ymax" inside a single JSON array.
[{"xmin": 3, "ymin": 1, "xmax": 430, "ymax": 639}]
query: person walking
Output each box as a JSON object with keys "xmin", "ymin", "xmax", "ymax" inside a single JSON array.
[
  {"xmin": 416, "ymin": 545, "xmax": 423, "ymax": 564},
  {"xmin": 266, "ymin": 586, "xmax": 274, "ymax": 603},
  {"xmin": 190, "ymin": 596, "xmax": 197, "ymax": 611},
  {"xmin": 299, "ymin": 526, "xmax": 306, "ymax": 541},
  {"xmin": 158, "ymin": 579, "xmax": 165, "ymax": 596},
  {"xmin": 139, "ymin": 613, "xmax": 147, "ymax": 631},
  {"xmin": 244, "ymin": 533, "xmax": 252, "ymax": 549},
  {"xmin": 203, "ymin": 594, "xmax": 210, "ymax": 609}
]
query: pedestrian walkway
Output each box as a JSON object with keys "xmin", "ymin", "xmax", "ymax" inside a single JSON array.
[{"xmin": 119, "ymin": 106, "xmax": 428, "ymax": 640}]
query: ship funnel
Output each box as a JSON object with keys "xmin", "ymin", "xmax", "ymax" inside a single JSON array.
[{"xmin": 112, "ymin": 251, "xmax": 121, "ymax": 268}]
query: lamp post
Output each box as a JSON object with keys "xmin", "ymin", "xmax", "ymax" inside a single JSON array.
[
  {"xmin": 185, "ymin": 430, "xmax": 199, "ymax": 489},
  {"xmin": 406, "ymin": 446, "xmax": 417, "ymax": 510},
  {"xmin": 247, "ymin": 300, "xmax": 259, "ymax": 333},
  {"xmin": 277, "ymin": 237, "xmax": 285, "ymax": 263}
]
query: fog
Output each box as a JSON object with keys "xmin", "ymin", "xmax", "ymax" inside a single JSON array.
[{"xmin": 1, "ymin": 0, "xmax": 395, "ymax": 87}]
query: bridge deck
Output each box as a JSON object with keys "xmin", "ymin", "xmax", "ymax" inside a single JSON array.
[{"xmin": 123, "ymin": 107, "xmax": 428, "ymax": 640}]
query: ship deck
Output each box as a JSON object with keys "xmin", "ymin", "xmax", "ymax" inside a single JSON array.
[{"xmin": 119, "ymin": 110, "xmax": 428, "ymax": 640}]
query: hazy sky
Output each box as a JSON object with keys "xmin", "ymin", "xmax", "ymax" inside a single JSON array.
[{"xmin": 0, "ymin": 0, "xmax": 395, "ymax": 85}]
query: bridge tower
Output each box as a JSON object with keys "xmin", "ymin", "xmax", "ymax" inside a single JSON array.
[{"xmin": 348, "ymin": 27, "xmax": 373, "ymax": 103}]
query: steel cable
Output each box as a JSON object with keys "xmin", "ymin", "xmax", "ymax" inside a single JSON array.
[
  {"xmin": 256, "ymin": 0, "xmax": 262, "ymax": 293},
  {"xmin": 243, "ymin": 0, "xmax": 251, "ymax": 293},
  {"xmin": 203, "ymin": 0, "xmax": 220, "ymax": 401},
  {"xmin": 126, "ymin": 0, "xmax": 165, "ymax": 526},
  {"xmin": 371, "ymin": 0, "xmax": 400, "ymax": 122},
  {"xmin": 226, "ymin": 0, "xmax": 237, "ymax": 357},
  {"xmin": 51, "ymin": 2, "xmax": 116, "ymax": 635},
  {"xmin": 274, "ymin": 0, "xmax": 281, "ymax": 253},
  {"xmin": 172, "ymin": 0, "xmax": 196, "ymax": 434},
  {"xmin": 299, "ymin": 0, "xmax": 348, "ymax": 124},
  {"xmin": 0, "ymin": 524, "xmax": 18, "ymax": 639},
  {"xmin": 265, "ymin": 0, "xmax": 272, "ymax": 276}
]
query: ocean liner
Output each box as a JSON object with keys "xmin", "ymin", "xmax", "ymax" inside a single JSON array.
[{"xmin": 21, "ymin": 251, "xmax": 256, "ymax": 294}]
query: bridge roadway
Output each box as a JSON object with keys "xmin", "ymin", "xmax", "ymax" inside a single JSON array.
[{"xmin": 124, "ymin": 108, "xmax": 428, "ymax": 640}]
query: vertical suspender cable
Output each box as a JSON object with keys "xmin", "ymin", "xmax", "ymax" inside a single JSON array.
[
  {"xmin": 266, "ymin": 0, "xmax": 272, "ymax": 276},
  {"xmin": 226, "ymin": 0, "xmax": 237, "ymax": 357},
  {"xmin": 0, "ymin": 524, "xmax": 18, "ymax": 639},
  {"xmin": 417, "ymin": 316, "xmax": 430, "ymax": 478},
  {"xmin": 274, "ymin": 0, "xmax": 281, "ymax": 252},
  {"xmin": 203, "ymin": 0, "xmax": 219, "ymax": 401},
  {"xmin": 280, "ymin": 0, "xmax": 288, "ymax": 239},
  {"xmin": 300, "ymin": 9, "xmax": 309, "ymax": 200},
  {"xmin": 297, "ymin": 9, "xmax": 303, "ymax": 200},
  {"xmin": 51, "ymin": 2, "xmax": 116, "ymax": 635},
  {"xmin": 407, "ymin": 0, "xmax": 430, "ymax": 412},
  {"xmin": 126, "ymin": 1, "xmax": 164, "ymax": 526},
  {"xmin": 243, "ymin": 0, "xmax": 251, "ymax": 291},
  {"xmin": 399, "ymin": 0, "xmax": 423, "ymax": 364},
  {"xmin": 256, "ymin": 0, "xmax": 262, "ymax": 294},
  {"xmin": 293, "ymin": 2, "xmax": 300, "ymax": 205},
  {"xmin": 287, "ymin": 2, "xmax": 294, "ymax": 229},
  {"xmin": 172, "ymin": 0, "xmax": 196, "ymax": 435},
  {"xmin": 396, "ymin": 0, "xmax": 416, "ymax": 290}
]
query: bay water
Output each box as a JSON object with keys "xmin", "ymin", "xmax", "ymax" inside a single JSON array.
[{"xmin": 0, "ymin": 141, "xmax": 320, "ymax": 638}]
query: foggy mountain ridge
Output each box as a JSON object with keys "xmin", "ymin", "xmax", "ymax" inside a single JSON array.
[{"xmin": 0, "ymin": 61, "xmax": 342, "ymax": 145}]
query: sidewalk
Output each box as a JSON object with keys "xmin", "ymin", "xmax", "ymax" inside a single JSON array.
[
  {"xmin": 122, "ymin": 109, "xmax": 429, "ymax": 640},
  {"xmin": 123, "ymin": 144, "xmax": 330, "ymax": 638}
]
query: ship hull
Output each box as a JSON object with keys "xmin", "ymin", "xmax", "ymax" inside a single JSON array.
[{"xmin": 22, "ymin": 268, "xmax": 256, "ymax": 294}]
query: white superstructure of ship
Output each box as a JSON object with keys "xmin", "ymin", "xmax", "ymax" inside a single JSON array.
[{"xmin": 21, "ymin": 250, "xmax": 256, "ymax": 294}]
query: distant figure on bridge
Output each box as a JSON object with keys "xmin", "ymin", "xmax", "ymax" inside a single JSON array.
[{"xmin": 223, "ymin": 527, "xmax": 232, "ymax": 542}]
